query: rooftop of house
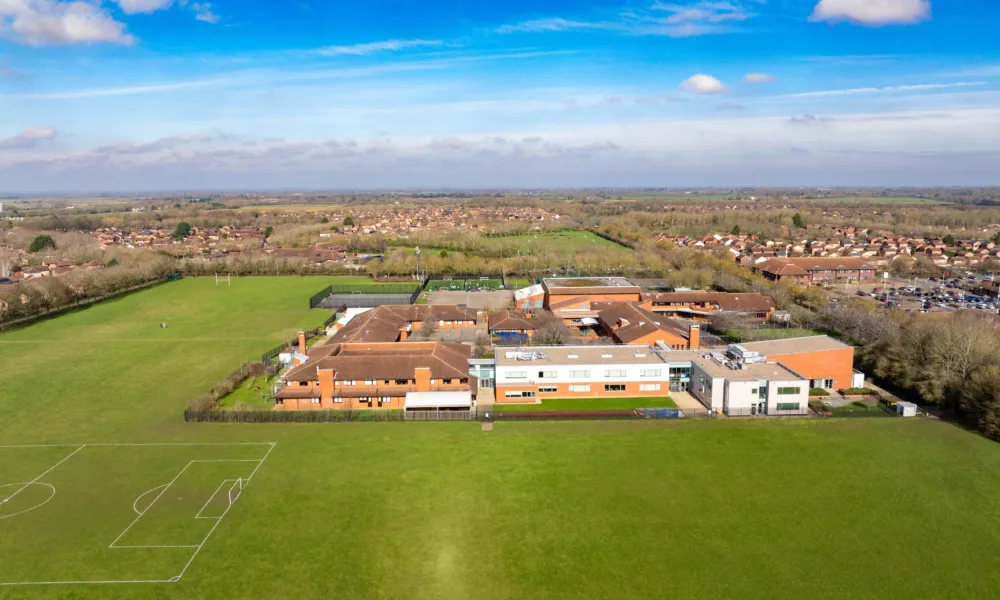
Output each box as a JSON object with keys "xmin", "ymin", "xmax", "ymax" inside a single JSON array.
[
  {"xmin": 283, "ymin": 341, "xmax": 472, "ymax": 383},
  {"xmin": 643, "ymin": 291, "xmax": 775, "ymax": 313},
  {"xmin": 495, "ymin": 345, "xmax": 666, "ymax": 366},
  {"xmin": 593, "ymin": 302, "xmax": 691, "ymax": 344},
  {"xmin": 487, "ymin": 311, "xmax": 537, "ymax": 331},
  {"xmin": 330, "ymin": 304, "xmax": 478, "ymax": 344}
]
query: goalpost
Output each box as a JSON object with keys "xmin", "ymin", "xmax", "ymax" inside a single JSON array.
[{"xmin": 226, "ymin": 478, "xmax": 244, "ymax": 506}]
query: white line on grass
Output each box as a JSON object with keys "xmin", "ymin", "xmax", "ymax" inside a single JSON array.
[
  {"xmin": 173, "ymin": 442, "xmax": 276, "ymax": 582},
  {"xmin": 0, "ymin": 442, "xmax": 275, "ymax": 448},
  {"xmin": 0, "ymin": 445, "xmax": 84, "ymax": 508},
  {"xmin": 132, "ymin": 484, "xmax": 169, "ymax": 515},
  {"xmin": 108, "ymin": 461, "xmax": 194, "ymax": 549}
]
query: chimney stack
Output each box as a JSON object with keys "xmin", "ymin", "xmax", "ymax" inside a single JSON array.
[
  {"xmin": 688, "ymin": 324, "xmax": 701, "ymax": 350},
  {"xmin": 298, "ymin": 331, "xmax": 307, "ymax": 355}
]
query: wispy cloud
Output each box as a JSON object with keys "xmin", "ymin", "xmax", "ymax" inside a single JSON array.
[
  {"xmin": 784, "ymin": 81, "xmax": 987, "ymax": 98},
  {"xmin": 314, "ymin": 39, "xmax": 444, "ymax": 56},
  {"xmin": 496, "ymin": 1, "xmax": 756, "ymax": 37},
  {"xmin": 0, "ymin": 126, "xmax": 58, "ymax": 149},
  {"xmin": 191, "ymin": 2, "xmax": 220, "ymax": 24},
  {"xmin": 744, "ymin": 72, "xmax": 778, "ymax": 83}
]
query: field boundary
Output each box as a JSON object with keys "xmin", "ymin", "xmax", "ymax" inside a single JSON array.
[{"xmin": 0, "ymin": 442, "xmax": 275, "ymax": 587}]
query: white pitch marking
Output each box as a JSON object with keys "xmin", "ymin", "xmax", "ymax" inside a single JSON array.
[
  {"xmin": 132, "ymin": 484, "xmax": 169, "ymax": 515},
  {"xmin": 172, "ymin": 442, "xmax": 276, "ymax": 581},
  {"xmin": 0, "ymin": 445, "xmax": 84, "ymax": 507},
  {"xmin": 0, "ymin": 482, "xmax": 56, "ymax": 519}
]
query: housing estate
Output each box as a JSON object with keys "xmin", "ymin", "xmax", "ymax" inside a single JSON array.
[{"xmin": 751, "ymin": 257, "xmax": 876, "ymax": 286}]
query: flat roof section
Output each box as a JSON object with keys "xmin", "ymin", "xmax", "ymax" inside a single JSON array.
[
  {"xmin": 746, "ymin": 362, "xmax": 805, "ymax": 382},
  {"xmin": 542, "ymin": 277, "xmax": 638, "ymax": 290},
  {"xmin": 693, "ymin": 357, "xmax": 758, "ymax": 381},
  {"xmin": 495, "ymin": 345, "xmax": 666, "ymax": 366},
  {"xmin": 737, "ymin": 335, "xmax": 851, "ymax": 356}
]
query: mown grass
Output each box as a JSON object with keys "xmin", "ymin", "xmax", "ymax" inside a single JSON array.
[
  {"xmin": 496, "ymin": 396, "xmax": 678, "ymax": 411},
  {"xmin": 3, "ymin": 279, "xmax": 1000, "ymax": 599}
]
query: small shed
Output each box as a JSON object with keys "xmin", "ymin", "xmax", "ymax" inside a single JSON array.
[{"xmin": 896, "ymin": 401, "xmax": 918, "ymax": 418}]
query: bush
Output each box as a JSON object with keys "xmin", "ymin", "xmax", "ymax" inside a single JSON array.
[
  {"xmin": 28, "ymin": 234, "xmax": 57, "ymax": 253},
  {"xmin": 809, "ymin": 388, "xmax": 831, "ymax": 397},
  {"xmin": 838, "ymin": 387, "xmax": 871, "ymax": 396}
]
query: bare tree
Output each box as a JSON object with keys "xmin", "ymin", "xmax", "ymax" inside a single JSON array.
[
  {"xmin": 534, "ymin": 314, "xmax": 570, "ymax": 346},
  {"xmin": 0, "ymin": 249, "xmax": 17, "ymax": 278}
]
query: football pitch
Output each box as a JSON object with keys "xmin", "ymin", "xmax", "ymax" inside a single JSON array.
[{"xmin": 3, "ymin": 278, "xmax": 1000, "ymax": 599}]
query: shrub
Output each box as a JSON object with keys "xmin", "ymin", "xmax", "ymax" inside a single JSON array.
[
  {"xmin": 838, "ymin": 387, "xmax": 871, "ymax": 396},
  {"xmin": 809, "ymin": 388, "xmax": 831, "ymax": 397},
  {"xmin": 28, "ymin": 234, "xmax": 57, "ymax": 253}
]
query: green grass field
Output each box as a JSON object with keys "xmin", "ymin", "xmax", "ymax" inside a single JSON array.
[
  {"xmin": 3, "ymin": 278, "xmax": 1000, "ymax": 599},
  {"xmin": 483, "ymin": 230, "xmax": 631, "ymax": 256},
  {"xmin": 496, "ymin": 397, "xmax": 678, "ymax": 411}
]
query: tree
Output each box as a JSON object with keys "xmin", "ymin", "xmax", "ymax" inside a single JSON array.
[
  {"xmin": 439, "ymin": 249, "xmax": 449, "ymax": 258},
  {"xmin": 321, "ymin": 217, "xmax": 329, "ymax": 224},
  {"xmin": 28, "ymin": 235, "xmax": 56, "ymax": 253},
  {"xmin": 263, "ymin": 226, "xmax": 273, "ymax": 239},
  {"xmin": 474, "ymin": 333, "xmax": 493, "ymax": 358},
  {"xmin": 730, "ymin": 224, "xmax": 740, "ymax": 236},
  {"xmin": 0, "ymin": 249, "xmax": 17, "ymax": 277},
  {"xmin": 943, "ymin": 234, "xmax": 956, "ymax": 246},
  {"xmin": 534, "ymin": 315, "xmax": 570, "ymax": 345},
  {"xmin": 343, "ymin": 216, "xmax": 354, "ymax": 227},
  {"xmin": 173, "ymin": 222, "xmax": 192, "ymax": 240},
  {"xmin": 792, "ymin": 213, "xmax": 806, "ymax": 229},
  {"xmin": 417, "ymin": 318, "xmax": 438, "ymax": 340}
]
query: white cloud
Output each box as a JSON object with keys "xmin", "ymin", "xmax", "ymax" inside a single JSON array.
[
  {"xmin": 0, "ymin": 126, "xmax": 57, "ymax": 149},
  {"xmin": 314, "ymin": 39, "xmax": 443, "ymax": 56},
  {"xmin": 0, "ymin": 0, "xmax": 135, "ymax": 46},
  {"xmin": 784, "ymin": 81, "xmax": 984, "ymax": 98},
  {"xmin": 653, "ymin": 1, "xmax": 752, "ymax": 24},
  {"xmin": 495, "ymin": 18, "xmax": 619, "ymax": 34},
  {"xmin": 190, "ymin": 2, "xmax": 218, "ymax": 23},
  {"xmin": 679, "ymin": 74, "xmax": 729, "ymax": 94},
  {"xmin": 114, "ymin": 0, "xmax": 172, "ymax": 15},
  {"xmin": 744, "ymin": 72, "xmax": 777, "ymax": 83},
  {"xmin": 811, "ymin": 0, "xmax": 931, "ymax": 26},
  {"xmin": 497, "ymin": 3, "xmax": 755, "ymax": 37}
]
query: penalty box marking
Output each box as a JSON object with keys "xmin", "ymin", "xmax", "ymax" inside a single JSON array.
[{"xmin": 0, "ymin": 442, "xmax": 276, "ymax": 587}]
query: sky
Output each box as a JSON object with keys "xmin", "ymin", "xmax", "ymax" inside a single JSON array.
[{"xmin": 1, "ymin": 0, "xmax": 999, "ymax": 192}]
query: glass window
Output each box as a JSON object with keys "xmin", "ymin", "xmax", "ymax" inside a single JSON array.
[
  {"xmin": 640, "ymin": 369, "xmax": 662, "ymax": 377},
  {"xmin": 538, "ymin": 371, "xmax": 557, "ymax": 379},
  {"xmin": 639, "ymin": 384, "xmax": 660, "ymax": 392},
  {"xmin": 777, "ymin": 387, "xmax": 801, "ymax": 395},
  {"xmin": 605, "ymin": 370, "xmax": 627, "ymax": 378},
  {"xmin": 569, "ymin": 370, "xmax": 590, "ymax": 378},
  {"xmin": 568, "ymin": 385, "xmax": 590, "ymax": 393},
  {"xmin": 605, "ymin": 384, "xmax": 626, "ymax": 392},
  {"xmin": 776, "ymin": 402, "xmax": 800, "ymax": 411},
  {"xmin": 507, "ymin": 371, "xmax": 527, "ymax": 379},
  {"xmin": 539, "ymin": 386, "xmax": 558, "ymax": 393}
]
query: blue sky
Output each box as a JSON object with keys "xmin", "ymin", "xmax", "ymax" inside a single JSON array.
[{"xmin": 1, "ymin": 0, "xmax": 999, "ymax": 192}]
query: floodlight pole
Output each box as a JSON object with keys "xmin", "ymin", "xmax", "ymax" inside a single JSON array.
[{"xmin": 415, "ymin": 246, "xmax": 420, "ymax": 281}]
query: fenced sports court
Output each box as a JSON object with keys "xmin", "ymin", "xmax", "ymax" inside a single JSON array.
[
  {"xmin": 424, "ymin": 277, "xmax": 505, "ymax": 292},
  {"xmin": 0, "ymin": 442, "xmax": 273, "ymax": 587},
  {"xmin": 310, "ymin": 283, "xmax": 422, "ymax": 309}
]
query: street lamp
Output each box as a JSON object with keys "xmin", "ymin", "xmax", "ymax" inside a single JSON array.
[{"xmin": 415, "ymin": 246, "xmax": 420, "ymax": 281}]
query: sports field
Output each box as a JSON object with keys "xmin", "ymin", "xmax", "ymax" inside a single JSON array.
[
  {"xmin": 3, "ymin": 278, "xmax": 1000, "ymax": 599},
  {"xmin": 482, "ymin": 230, "xmax": 632, "ymax": 256}
]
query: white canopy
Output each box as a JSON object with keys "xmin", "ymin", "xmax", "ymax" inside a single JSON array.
[
  {"xmin": 404, "ymin": 391, "xmax": 472, "ymax": 409},
  {"xmin": 579, "ymin": 317, "xmax": 600, "ymax": 325}
]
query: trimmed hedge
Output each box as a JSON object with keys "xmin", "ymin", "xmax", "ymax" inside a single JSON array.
[{"xmin": 809, "ymin": 388, "xmax": 831, "ymax": 397}]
